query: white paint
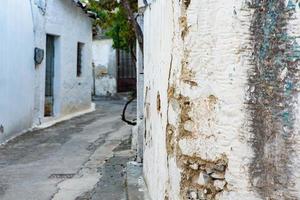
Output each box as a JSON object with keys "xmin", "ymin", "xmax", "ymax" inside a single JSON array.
[
  {"xmin": 143, "ymin": 1, "xmax": 175, "ymax": 199},
  {"xmin": 142, "ymin": 0, "xmax": 291, "ymax": 199},
  {"xmin": 0, "ymin": 0, "xmax": 93, "ymax": 143},
  {"xmin": 0, "ymin": 0, "xmax": 35, "ymax": 142},
  {"xmin": 42, "ymin": 0, "xmax": 93, "ymax": 117},
  {"xmin": 134, "ymin": 14, "xmax": 145, "ymax": 162},
  {"xmin": 92, "ymin": 39, "xmax": 117, "ymax": 96},
  {"xmin": 36, "ymin": 103, "xmax": 95, "ymax": 129},
  {"xmin": 286, "ymin": 0, "xmax": 300, "ymax": 196}
]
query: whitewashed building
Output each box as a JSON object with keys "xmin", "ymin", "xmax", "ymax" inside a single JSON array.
[
  {"xmin": 141, "ymin": 0, "xmax": 300, "ymax": 199},
  {"xmin": 92, "ymin": 28, "xmax": 137, "ymax": 96},
  {"xmin": 0, "ymin": 0, "xmax": 94, "ymax": 143},
  {"xmin": 92, "ymin": 34, "xmax": 117, "ymax": 96}
]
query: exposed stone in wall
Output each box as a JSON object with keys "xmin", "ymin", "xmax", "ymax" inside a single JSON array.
[
  {"xmin": 144, "ymin": 0, "xmax": 300, "ymax": 199},
  {"xmin": 179, "ymin": 155, "xmax": 228, "ymax": 200},
  {"xmin": 157, "ymin": 92, "xmax": 161, "ymax": 112},
  {"xmin": 164, "ymin": 1, "xmax": 229, "ymax": 199},
  {"xmin": 165, "ymin": 91, "xmax": 227, "ymax": 199},
  {"xmin": 166, "ymin": 124, "xmax": 176, "ymax": 156}
]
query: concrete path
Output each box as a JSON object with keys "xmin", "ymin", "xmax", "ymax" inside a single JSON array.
[{"xmin": 0, "ymin": 98, "xmax": 136, "ymax": 200}]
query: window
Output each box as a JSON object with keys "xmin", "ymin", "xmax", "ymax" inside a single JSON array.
[{"xmin": 77, "ymin": 42, "xmax": 84, "ymax": 77}]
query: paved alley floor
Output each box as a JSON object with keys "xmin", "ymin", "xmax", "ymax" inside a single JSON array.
[{"xmin": 0, "ymin": 98, "xmax": 136, "ymax": 200}]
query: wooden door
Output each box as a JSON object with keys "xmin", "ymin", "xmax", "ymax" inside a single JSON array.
[{"xmin": 117, "ymin": 49, "xmax": 136, "ymax": 92}]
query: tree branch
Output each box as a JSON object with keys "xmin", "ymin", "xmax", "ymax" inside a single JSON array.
[
  {"xmin": 130, "ymin": 45, "xmax": 137, "ymax": 63},
  {"xmin": 121, "ymin": 93, "xmax": 137, "ymax": 126},
  {"xmin": 120, "ymin": 0, "xmax": 144, "ymax": 55}
]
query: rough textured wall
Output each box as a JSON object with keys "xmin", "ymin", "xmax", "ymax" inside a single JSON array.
[
  {"xmin": 143, "ymin": 0, "xmax": 300, "ymax": 199},
  {"xmin": 0, "ymin": 0, "xmax": 35, "ymax": 143},
  {"xmin": 92, "ymin": 39, "xmax": 117, "ymax": 96}
]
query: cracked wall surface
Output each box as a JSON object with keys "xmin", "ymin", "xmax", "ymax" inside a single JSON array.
[{"xmin": 143, "ymin": 0, "xmax": 300, "ymax": 199}]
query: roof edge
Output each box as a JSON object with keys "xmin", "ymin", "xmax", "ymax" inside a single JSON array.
[{"xmin": 72, "ymin": 0, "xmax": 97, "ymax": 19}]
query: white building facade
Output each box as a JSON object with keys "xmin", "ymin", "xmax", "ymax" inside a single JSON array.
[
  {"xmin": 0, "ymin": 0, "xmax": 94, "ymax": 144},
  {"xmin": 92, "ymin": 38, "xmax": 117, "ymax": 96},
  {"xmin": 142, "ymin": 0, "xmax": 300, "ymax": 199},
  {"xmin": 92, "ymin": 33, "xmax": 137, "ymax": 97}
]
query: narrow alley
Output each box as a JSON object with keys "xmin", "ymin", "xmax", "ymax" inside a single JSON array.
[
  {"xmin": 3, "ymin": 0, "xmax": 300, "ymax": 199},
  {"xmin": 0, "ymin": 98, "xmax": 143, "ymax": 200}
]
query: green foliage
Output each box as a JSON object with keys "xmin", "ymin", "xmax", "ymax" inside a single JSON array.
[{"xmin": 87, "ymin": 0, "xmax": 137, "ymax": 51}]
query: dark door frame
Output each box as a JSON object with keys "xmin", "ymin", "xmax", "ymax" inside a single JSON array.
[
  {"xmin": 44, "ymin": 35, "xmax": 55, "ymax": 117},
  {"xmin": 116, "ymin": 49, "xmax": 137, "ymax": 93}
]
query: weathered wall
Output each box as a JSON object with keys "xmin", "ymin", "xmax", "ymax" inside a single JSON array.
[
  {"xmin": 143, "ymin": 0, "xmax": 300, "ymax": 199},
  {"xmin": 0, "ymin": 0, "xmax": 35, "ymax": 142},
  {"xmin": 92, "ymin": 39, "xmax": 117, "ymax": 96},
  {"xmin": 32, "ymin": 0, "xmax": 93, "ymax": 121}
]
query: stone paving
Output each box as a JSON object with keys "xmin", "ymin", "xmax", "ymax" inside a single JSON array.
[{"xmin": 0, "ymin": 98, "xmax": 138, "ymax": 200}]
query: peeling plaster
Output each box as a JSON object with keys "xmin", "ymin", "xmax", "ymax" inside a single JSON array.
[
  {"xmin": 179, "ymin": 155, "xmax": 228, "ymax": 200},
  {"xmin": 163, "ymin": 0, "xmax": 229, "ymax": 199},
  {"xmin": 143, "ymin": 0, "xmax": 300, "ymax": 199},
  {"xmin": 157, "ymin": 92, "xmax": 161, "ymax": 112}
]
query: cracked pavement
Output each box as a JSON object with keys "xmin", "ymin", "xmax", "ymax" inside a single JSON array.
[{"xmin": 0, "ymin": 98, "xmax": 136, "ymax": 200}]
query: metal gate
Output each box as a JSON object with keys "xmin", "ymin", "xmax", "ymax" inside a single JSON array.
[
  {"xmin": 44, "ymin": 35, "xmax": 55, "ymax": 117},
  {"xmin": 117, "ymin": 49, "xmax": 136, "ymax": 92}
]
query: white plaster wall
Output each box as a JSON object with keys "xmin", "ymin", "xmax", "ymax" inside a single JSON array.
[
  {"xmin": 92, "ymin": 39, "xmax": 117, "ymax": 96},
  {"xmin": 143, "ymin": 0, "xmax": 300, "ymax": 199},
  {"xmin": 46, "ymin": 0, "xmax": 93, "ymax": 116},
  {"xmin": 0, "ymin": 0, "xmax": 93, "ymax": 143},
  {"xmin": 132, "ymin": 13, "xmax": 145, "ymax": 161},
  {"xmin": 31, "ymin": 0, "xmax": 47, "ymax": 125},
  {"xmin": 0, "ymin": 0, "xmax": 35, "ymax": 143},
  {"xmin": 32, "ymin": 0, "xmax": 93, "ymax": 121},
  {"xmin": 143, "ymin": 0, "xmax": 175, "ymax": 199}
]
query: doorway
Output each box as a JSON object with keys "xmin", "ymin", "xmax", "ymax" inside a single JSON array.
[
  {"xmin": 117, "ymin": 49, "xmax": 136, "ymax": 92},
  {"xmin": 44, "ymin": 35, "xmax": 55, "ymax": 117}
]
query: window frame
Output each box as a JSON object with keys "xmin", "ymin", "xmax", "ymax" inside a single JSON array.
[{"xmin": 76, "ymin": 42, "xmax": 84, "ymax": 77}]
